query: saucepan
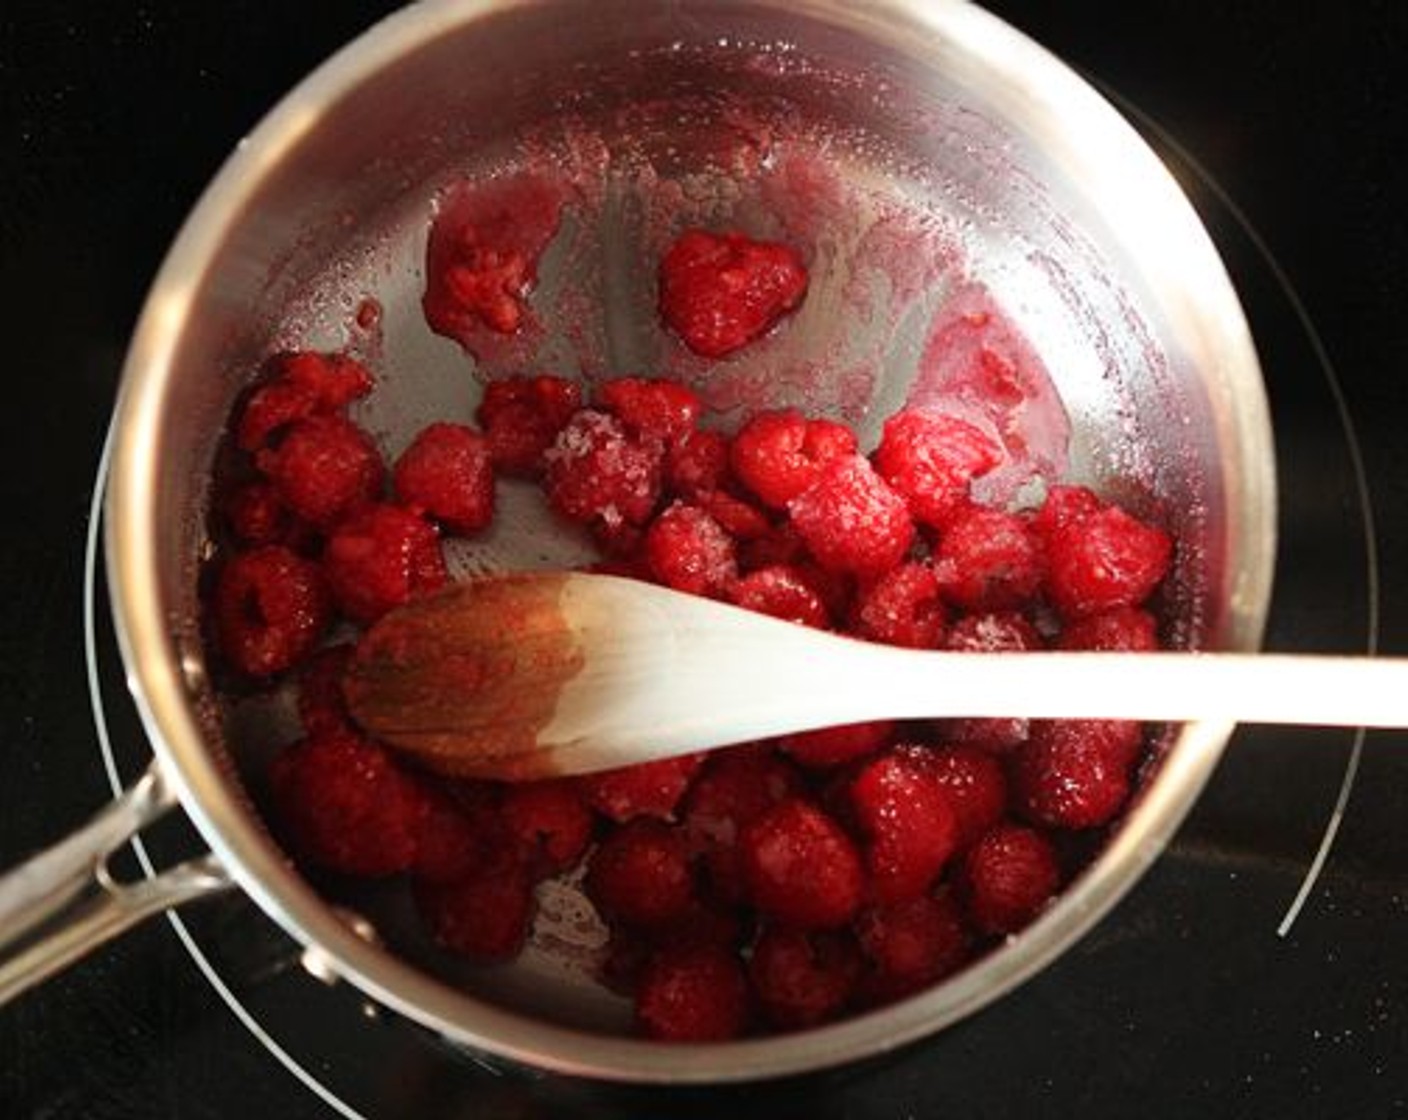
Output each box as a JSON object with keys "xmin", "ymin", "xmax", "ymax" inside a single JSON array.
[{"xmin": 0, "ymin": 0, "xmax": 1274, "ymax": 1082}]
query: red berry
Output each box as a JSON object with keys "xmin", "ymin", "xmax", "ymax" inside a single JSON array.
[
  {"xmin": 658, "ymin": 228, "xmax": 808, "ymax": 358},
  {"xmin": 779, "ymin": 720, "xmax": 895, "ymax": 770},
  {"xmin": 1045, "ymin": 505, "xmax": 1173, "ymax": 619},
  {"xmin": 412, "ymin": 784, "xmax": 506, "ymax": 884},
  {"xmin": 730, "ymin": 409, "xmax": 857, "ymax": 509},
  {"xmin": 295, "ymin": 642, "xmax": 355, "ymax": 739},
  {"xmin": 221, "ymin": 480, "xmax": 295, "ymax": 548},
  {"xmin": 748, "ymin": 926, "xmax": 862, "ymax": 1030},
  {"xmin": 500, "ymin": 779, "xmax": 595, "ymax": 879},
  {"xmin": 213, "ymin": 544, "xmax": 331, "ymax": 678},
  {"xmin": 1030, "ymin": 483, "xmax": 1103, "ymax": 540},
  {"xmin": 692, "ymin": 489, "xmax": 772, "ymax": 541},
  {"xmin": 236, "ymin": 351, "xmax": 375, "ymax": 452},
  {"xmin": 255, "ymin": 414, "xmax": 385, "ymax": 531},
  {"xmin": 787, "ymin": 454, "xmax": 914, "ymax": 579},
  {"xmin": 854, "ymin": 893, "xmax": 970, "ymax": 1004},
  {"xmin": 268, "ymin": 732, "xmax": 428, "ymax": 877},
  {"xmin": 1057, "ymin": 606, "xmax": 1160, "ymax": 652},
  {"xmin": 664, "ymin": 427, "xmax": 731, "ymax": 497},
  {"xmin": 414, "ymin": 853, "xmax": 537, "ymax": 960},
  {"xmin": 578, "ymin": 753, "xmax": 705, "ymax": 823},
  {"xmin": 474, "ymin": 374, "xmax": 583, "ymax": 476},
  {"xmin": 872, "ymin": 409, "xmax": 1000, "ymax": 529},
  {"xmin": 905, "ymin": 743, "xmax": 1008, "ymax": 849},
  {"xmin": 958, "ymin": 823, "xmax": 1061, "ymax": 936},
  {"xmin": 542, "ymin": 409, "xmax": 664, "ymax": 531},
  {"xmin": 728, "ymin": 565, "xmax": 831, "ymax": 629},
  {"xmin": 392, "ymin": 422, "xmax": 495, "ymax": 536},
  {"xmin": 322, "ymin": 502, "xmax": 447, "ymax": 625},
  {"xmin": 635, "ymin": 942, "xmax": 750, "ymax": 1041},
  {"xmin": 642, "ymin": 501, "xmax": 738, "ymax": 598},
  {"xmin": 849, "ymin": 562, "xmax": 947, "ymax": 648},
  {"xmin": 585, "ymin": 818, "xmax": 696, "ymax": 930},
  {"xmin": 932, "ymin": 508, "xmax": 1045, "ymax": 612},
  {"xmin": 1010, "ymin": 719, "xmax": 1143, "ymax": 829},
  {"xmin": 597, "ymin": 376, "xmax": 702, "ymax": 441},
  {"xmin": 850, "ymin": 751, "xmax": 959, "ymax": 904},
  {"xmin": 740, "ymin": 799, "xmax": 864, "ymax": 929}
]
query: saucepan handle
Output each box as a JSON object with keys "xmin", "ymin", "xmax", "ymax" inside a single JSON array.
[{"xmin": 0, "ymin": 758, "xmax": 234, "ymax": 1005}]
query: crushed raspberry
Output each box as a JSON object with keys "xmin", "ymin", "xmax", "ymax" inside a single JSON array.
[
  {"xmin": 664, "ymin": 427, "xmax": 731, "ymax": 497},
  {"xmin": 295, "ymin": 642, "xmax": 355, "ymax": 739},
  {"xmin": 729, "ymin": 409, "xmax": 857, "ymax": 509},
  {"xmin": 597, "ymin": 376, "xmax": 702, "ymax": 441},
  {"xmin": 414, "ymin": 852, "xmax": 537, "ymax": 960},
  {"xmin": 500, "ymin": 779, "xmax": 595, "ymax": 879},
  {"xmin": 728, "ymin": 565, "xmax": 831, "ymax": 629},
  {"xmin": 779, "ymin": 719, "xmax": 895, "ymax": 769},
  {"xmin": 849, "ymin": 750, "xmax": 959, "ymax": 904},
  {"xmin": 642, "ymin": 501, "xmax": 738, "ymax": 598},
  {"xmin": 872, "ymin": 409, "xmax": 1001, "ymax": 529},
  {"xmin": 691, "ymin": 489, "xmax": 772, "ymax": 541},
  {"xmin": 740, "ymin": 799, "xmax": 864, "ymax": 929},
  {"xmin": 958, "ymin": 823, "xmax": 1061, "ymax": 936},
  {"xmin": 255, "ymin": 414, "xmax": 385, "ymax": 530},
  {"xmin": 635, "ymin": 942, "xmax": 750, "ymax": 1042},
  {"xmin": 213, "ymin": 545, "xmax": 331, "ymax": 678},
  {"xmin": 1010, "ymin": 719, "xmax": 1143, "ymax": 829},
  {"xmin": 585, "ymin": 818, "xmax": 696, "ymax": 930},
  {"xmin": 1030, "ymin": 483, "xmax": 1103, "ymax": 540},
  {"xmin": 267, "ymin": 732, "xmax": 428, "ymax": 877},
  {"xmin": 849, "ymin": 562, "xmax": 946, "ymax": 649},
  {"xmin": 749, "ymin": 926, "xmax": 862, "ymax": 1030},
  {"xmin": 787, "ymin": 454, "xmax": 914, "ymax": 579},
  {"xmin": 1045, "ymin": 504, "xmax": 1173, "ymax": 619},
  {"xmin": 221, "ymin": 480, "xmax": 296, "ymax": 548},
  {"xmin": 474, "ymin": 374, "xmax": 583, "ymax": 476},
  {"xmin": 543, "ymin": 409, "xmax": 664, "ymax": 531},
  {"xmin": 905, "ymin": 743, "xmax": 1009, "ymax": 849},
  {"xmin": 931, "ymin": 508, "xmax": 1045, "ymax": 612},
  {"xmin": 658, "ymin": 228, "xmax": 808, "ymax": 358},
  {"xmin": 578, "ymin": 753, "xmax": 705, "ymax": 823},
  {"xmin": 322, "ymin": 502, "xmax": 447, "ymax": 625},
  {"xmin": 1057, "ymin": 605, "xmax": 1160, "ymax": 652},
  {"xmin": 235, "ymin": 351, "xmax": 375, "ymax": 452},
  {"xmin": 854, "ymin": 893, "xmax": 970, "ymax": 1005},
  {"xmin": 392, "ymin": 422, "xmax": 495, "ymax": 536}
]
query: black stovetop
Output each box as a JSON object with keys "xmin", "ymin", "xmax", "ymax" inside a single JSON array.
[{"xmin": 4, "ymin": 3, "xmax": 1408, "ymax": 1117}]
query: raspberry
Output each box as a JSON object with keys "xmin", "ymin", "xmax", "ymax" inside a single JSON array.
[
  {"xmin": 748, "ymin": 926, "xmax": 862, "ymax": 1030},
  {"xmin": 658, "ymin": 228, "xmax": 808, "ymax": 358},
  {"xmin": 664, "ymin": 427, "xmax": 730, "ymax": 497},
  {"xmin": 213, "ymin": 545, "xmax": 331, "ymax": 678},
  {"xmin": 849, "ymin": 562, "xmax": 946, "ymax": 648},
  {"xmin": 414, "ymin": 853, "xmax": 537, "ymax": 960},
  {"xmin": 906, "ymin": 743, "xmax": 1008, "ymax": 849},
  {"xmin": 787, "ymin": 454, "xmax": 914, "ymax": 579},
  {"xmin": 730, "ymin": 409, "xmax": 857, "ymax": 509},
  {"xmin": 597, "ymin": 376, "xmax": 702, "ymax": 441},
  {"xmin": 738, "ymin": 517, "xmax": 808, "ymax": 570},
  {"xmin": 958, "ymin": 823, "xmax": 1061, "ymax": 936},
  {"xmin": 692, "ymin": 489, "xmax": 772, "ymax": 541},
  {"xmin": 1010, "ymin": 719, "xmax": 1143, "ymax": 829},
  {"xmin": 255, "ymin": 414, "xmax": 385, "ymax": 530},
  {"xmin": 1045, "ymin": 505, "xmax": 1173, "ymax": 619},
  {"xmin": 221, "ymin": 480, "xmax": 295, "ymax": 548},
  {"xmin": 235, "ymin": 351, "xmax": 375, "ymax": 452},
  {"xmin": 1030, "ymin": 483, "xmax": 1103, "ymax": 540},
  {"xmin": 322, "ymin": 502, "xmax": 447, "ymax": 625},
  {"xmin": 642, "ymin": 501, "xmax": 738, "ymax": 598},
  {"xmin": 543, "ymin": 409, "xmax": 664, "ymax": 531},
  {"xmin": 779, "ymin": 720, "xmax": 895, "ymax": 769},
  {"xmin": 295, "ymin": 642, "xmax": 355, "ymax": 739},
  {"xmin": 1056, "ymin": 606, "xmax": 1160, "ymax": 652},
  {"xmin": 728, "ymin": 565, "xmax": 831, "ymax": 629},
  {"xmin": 635, "ymin": 942, "xmax": 750, "ymax": 1041},
  {"xmin": 500, "ymin": 779, "xmax": 595, "ymax": 879},
  {"xmin": 849, "ymin": 750, "xmax": 959, "ymax": 904},
  {"xmin": 392, "ymin": 422, "xmax": 495, "ymax": 536},
  {"xmin": 585, "ymin": 818, "xmax": 696, "ymax": 930},
  {"xmin": 872, "ymin": 409, "xmax": 1000, "ymax": 529},
  {"xmin": 268, "ymin": 732, "xmax": 428, "ymax": 877},
  {"xmin": 854, "ymin": 894, "xmax": 970, "ymax": 1004},
  {"xmin": 474, "ymin": 374, "xmax": 583, "ymax": 476},
  {"xmin": 740, "ymin": 799, "xmax": 864, "ymax": 929},
  {"xmin": 931, "ymin": 508, "xmax": 1045, "ymax": 612},
  {"xmin": 412, "ymin": 784, "xmax": 506, "ymax": 884},
  {"xmin": 939, "ymin": 612, "xmax": 1043, "ymax": 752},
  {"xmin": 578, "ymin": 753, "xmax": 705, "ymax": 823}
]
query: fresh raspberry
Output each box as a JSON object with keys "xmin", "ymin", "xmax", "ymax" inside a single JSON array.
[
  {"xmin": 1045, "ymin": 504, "xmax": 1173, "ymax": 619},
  {"xmin": 392, "ymin": 422, "xmax": 495, "ymax": 536},
  {"xmin": 787, "ymin": 454, "xmax": 914, "ymax": 579},
  {"xmin": 474, "ymin": 374, "xmax": 583, "ymax": 476},
  {"xmin": 255, "ymin": 414, "xmax": 385, "ymax": 530},
  {"xmin": 849, "ymin": 750, "xmax": 959, "ymax": 904},
  {"xmin": 295, "ymin": 642, "xmax": 355, "ymax": 739},
  {"xmin": 728, "ymin": 565, "xmax": 831, "ymax": 629},
  {"xmin": 235, "ymin": 351, "xmax": 375, "ymax": 452},
  {"xmin": 221, "ymin": 480, "xmax": 296, "ymax": 548},
  {"xmin": 740, "ymin": 799, "xmax": 864, "ymax": 929},
  {"xmin": 872, "ymin": 409, "xmax": 1000, "ymax": 529},
  {"xmin": 1056, "ymin": 606, "xmax": 1160, "ymax": 652},
  {"xmin": 691, "ymin": 489, "xmax": 772, "ymax": 541},
  {"xmin": 658, "ymin": 228, "xmax": 808, "ymax": 358},
  {"xmin": 597, "ymin": 376, "xmax": 702, "ymax": 441},
  {"xmin": 737, "ymin": 517, "xmax": 809, "ymax": 570},
  {"xmin": 500, "ymin": 779, "xmax": 595, "ymax": 879},
  {"xmin": 905, "ymin": 743, "xmax": 1008, "ymax": 849},
  {"xmin": 779, "ymin": 720, "xmax": 895, "ymax": 769},
  {"xmin": 542, "ymin": 409, "xmax": 664, "ymax": 531},
  {"xmin": 1010, "ymin": 719, "xmax": 1143, "ymax": 829},
  {"xmin": 849, "ymin": 562, "xmax": 946, "ymax": 649},
  {"xmin": 931, "ymin": 508, "xmax": 1045, "ymax": 612},
  {"xmin": 412, "ymin": 784, "xmax": 506, "ymax": 884},
  {"xmin": 414, "ymin": 852, "xmax": 537, "ymax": 960},
  {"xmin": 322, "ymin": 502, "xmax": 447, "ymax": 625},
  {"xmin": 664, "ymin": 427, "xmax": 731, "ymax": 497},
  {"xmin": 601, "ymin": 900, "xmax": 744, "ymax": 997},
  {"xmin": 853, "ymin": 893, "xmax": 970, "ymax": 1004},
  {"xmin": 585, "ymin": 818, "xmax": 696, "ymax": 930},
  {"xmin": 642, "ymin": 501, "xmax": 738, "ymax": 598},
  {"xmin": 635, "ymin": 942, "xmax": 750, "ymax": 1041},
  {"xmin": 748, "ymin": 926, "xmax": 862, "ymax": 1030},
  {"xmin": 1030, "ymin": 483, "xmax": 1103, "ymax": 540},
  {"xmin": 729, "ymin": 409, "xmax": 857, "ymax": 509},
  {"xmin": 578, "ymin": 753, "xmax": 705, "ymax": 823},
  {"xmin": 267, "ymin": 732, "xmax": 429, "ymax": 877},
  {"xmin": 958, "ymin": 823, "xmax": 1061, "ymax": 936},
  {"xmin": 939, "ymin": 611, "xmax": 1043, "ymax": 753},
  {"xmin": 213, "ymin": 545, "xmax": 331, "ymax": 678}
]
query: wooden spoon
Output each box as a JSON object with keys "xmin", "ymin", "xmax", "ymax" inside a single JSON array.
[{"xmin": 342, "ymin": 572, "xmax": 1408, "ymax": 780}]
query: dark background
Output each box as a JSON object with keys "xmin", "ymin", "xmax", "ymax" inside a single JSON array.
[{"xmin": 3, "ymin": 2, "xmax": 1407, "ymax": 1117}]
